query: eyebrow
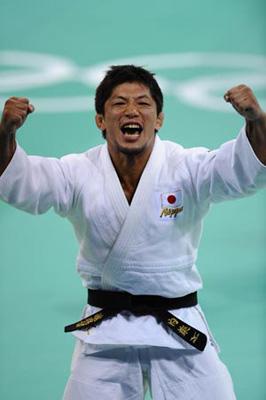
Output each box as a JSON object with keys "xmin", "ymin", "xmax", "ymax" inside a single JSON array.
[{"xmin": 112, "ymin": 94, "xmax": 151, "ymax": 101}]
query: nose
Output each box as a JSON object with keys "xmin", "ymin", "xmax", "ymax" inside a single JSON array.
[{"xmin": 124, "ymin": 102, "xmax": 139, "ymax": 117}]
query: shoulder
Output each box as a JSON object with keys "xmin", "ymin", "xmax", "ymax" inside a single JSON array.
[
  {"xmin": 57, "ymin": 144, "xmax": 106, "ymax": 188},
  {"xmin": 60, "ymin": 144, "xmax": 104, "ymax": 168},
  {"xmin": 160, "ymin": 138, "xmax": 211, "ymax": 166}
]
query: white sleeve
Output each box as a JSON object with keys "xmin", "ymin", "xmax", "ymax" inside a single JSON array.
[
  {"xmin": 186, "ymin": 127, "xmax": 266, "ymax": 204},
  {"xmin": 0, "ymin": 144, "xmax": 77, "ymax": 216}
]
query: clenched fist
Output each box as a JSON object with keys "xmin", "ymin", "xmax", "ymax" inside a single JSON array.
[
  {"xmin": 224, "ymin": 85, "xmax": 264, "ymax": 122},
  {"xmin": 0, "ymin": 97, "xmax": 34, "ymax": 137},
  {"xmin": 224, "ymin": 85, "xmax": 266, "ymax": 165}
]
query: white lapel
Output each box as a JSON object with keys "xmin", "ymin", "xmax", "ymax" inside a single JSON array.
[
  {"xmin": 101, "ymin": 136, "xmax": 165, "ymax": 288},
  {"xmin": 82, "ymin": 144, "xmax": 130, "ymax": 250},
  {"xmin": 102, "ymin": 143, "xmax": 129, "ymax": 224}
]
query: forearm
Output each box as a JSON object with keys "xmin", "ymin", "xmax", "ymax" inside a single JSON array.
[
  {"xmin": 0, "ymin": 97, "xmax": 34, "ymax": 175},
  {"xmin": 245, "ymin": 112, "xmax": 266, "ymax": 165},
  {"xmin": 0, "ymin": 125, "xmax": 17, "ymax": 176}
]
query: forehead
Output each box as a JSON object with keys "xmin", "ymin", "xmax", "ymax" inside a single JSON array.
[{"xmin": 109, "ymin": 82, "xmax": 153, "ymax": 99}]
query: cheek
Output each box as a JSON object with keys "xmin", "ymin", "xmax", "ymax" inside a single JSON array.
[
  {"xmin": 102, "ymin": 116, "xmax": 117, "ymax": 130},
  {"xmin": 106, "ymin": 112, "xmax": 121, "ymax": 125}
]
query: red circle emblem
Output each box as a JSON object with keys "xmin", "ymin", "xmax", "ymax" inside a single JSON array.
[{"xmin": 167, "ymin": 194, "xmax": 176, "ymax": 204}]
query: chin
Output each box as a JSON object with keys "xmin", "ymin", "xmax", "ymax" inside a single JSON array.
[{"xmin": 118, "ymin": 143, "xmax": 148, "ymax": 156}]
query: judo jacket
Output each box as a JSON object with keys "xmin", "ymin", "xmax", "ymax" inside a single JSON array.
[{"xmin": 0, "ymin": 127, "xmax": 265, "ymax": 351}]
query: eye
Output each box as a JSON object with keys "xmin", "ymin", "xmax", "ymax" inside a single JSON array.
[
  {"xmin": 138, "ymin": 102, "xmax": 151, "ymax": 106},
  {"xmin": 113, "ymin": 101, "xmax": 126, "ymax": 106}
]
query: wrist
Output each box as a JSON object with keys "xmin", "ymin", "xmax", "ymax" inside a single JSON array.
[
  {"xmin": 0, "ymin": 130, "xmax": 17, "ymax": 175},
  {"xmin": 246, "ymin": 111, "xmax": 266, "ymax": 130},
  {"xmin": 0, "ymin": 126, "xmax": 16, "ymax": 156},
  {"xmin": 245, "ymin": 110, "xmax": 266, "ymax": 125},
  {"xmin": 0, "ymin": 123, "xmax": 6, "ymax": 137},
  {"xmin": 0, "ymin": 122, "xmax": 17, "ymax": 138},
  {"xmin": 0, "ymin": 122, "xmax": 15, "ymax": 140}
]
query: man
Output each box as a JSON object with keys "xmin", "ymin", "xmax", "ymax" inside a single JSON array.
[{"xmin": 0, "ymin": 65, "xmax": 265, "ymax": 400}]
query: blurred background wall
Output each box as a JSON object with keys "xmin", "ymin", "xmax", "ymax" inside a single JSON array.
[{"xmin": 0, "ymin": 0, "xmax": 265, "ymax": 399}]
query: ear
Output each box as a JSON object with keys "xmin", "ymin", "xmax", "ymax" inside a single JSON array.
[
  {"xmin": 155, "ymin": 112, "xmax": 164, "ymax": 131},
  {"xmin": 95, "ymin": 114, "xmax": 106, "ymax": 131}
]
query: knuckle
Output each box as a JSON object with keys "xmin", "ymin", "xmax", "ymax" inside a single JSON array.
[
  {"xmin": 4, "ymin": 98, "xmax": 13, "ymax": 107},
  {"xmin": 5, "ymin": 97, "xmax": 29, "ymax": 107},
  {"xmin": 18, "ymin": 97, "xmax": 30, "ymax": 103},
  {"xmin": 239, "ymin": 84, "xmax": 251, "ymax": 94}
]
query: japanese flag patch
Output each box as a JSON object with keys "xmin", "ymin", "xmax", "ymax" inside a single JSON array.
[{"xmin": 160, "ymin": 190, "xmax": 183, "ymax": 219}]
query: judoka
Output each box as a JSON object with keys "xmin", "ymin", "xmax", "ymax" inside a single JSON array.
[{"xmin": 0, "ymin": 65, "xmax": 266, "ymax": 400}]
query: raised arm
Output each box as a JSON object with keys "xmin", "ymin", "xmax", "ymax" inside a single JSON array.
[
  {"xmin": 224, "ymin": 85, "xmax": 266, "ymax": 165},
  {"xmin": 0, "ymin": 97, "xmax": 78, "ymax": 216},
  {"xmin": 0, "ymin": 97, "xmax": 34, "ymax": 175}
]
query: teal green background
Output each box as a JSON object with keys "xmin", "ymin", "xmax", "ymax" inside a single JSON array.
[{"xmin": 0, "ymin": 1, "xmax": 265, "ymax": 399}]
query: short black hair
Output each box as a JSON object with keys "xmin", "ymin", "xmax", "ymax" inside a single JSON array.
[{"xmin": 95, "ymin": 65, "xmax": 163, "ymax": 115}]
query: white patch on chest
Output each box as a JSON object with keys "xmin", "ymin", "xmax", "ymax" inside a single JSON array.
[{"xmin": 159, "ymin": 190, "xmax": 183, "ymax": 220}]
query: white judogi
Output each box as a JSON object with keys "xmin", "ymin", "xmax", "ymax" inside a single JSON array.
[{"xmin": 0, "ymin": 127, "xmax": 265, "ymax": 399}]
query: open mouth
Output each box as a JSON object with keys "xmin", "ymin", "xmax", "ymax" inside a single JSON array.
[{"xmin": 120, "ymin": 123, "xmax": 143, "ymax": 135}]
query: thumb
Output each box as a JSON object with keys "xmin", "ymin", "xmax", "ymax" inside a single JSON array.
[
  {"xmin": 28, "ymin": 104, "xmax": 35, "ymax": 114},
  {"xmin": 224, "ymin": 92, "xmax": 231, "ymax": 103}
]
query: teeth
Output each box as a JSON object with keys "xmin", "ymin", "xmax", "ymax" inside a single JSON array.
[
  {"xmin": 121, "ymin": 123, "xmax": 143, "ymax": 135},
  {"xmin": 123, "ymin": 124, "xmax": 140, "ymax": 129}
]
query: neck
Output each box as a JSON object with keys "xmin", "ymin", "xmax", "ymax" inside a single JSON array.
[{"xmin": 108, "ymin": 146, "xmax": 153, "ymax": 204}]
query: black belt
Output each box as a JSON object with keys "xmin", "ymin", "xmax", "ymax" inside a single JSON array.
[{"xmin": 64, "ymin": 290, "xmax": 207, "ymax": 351}]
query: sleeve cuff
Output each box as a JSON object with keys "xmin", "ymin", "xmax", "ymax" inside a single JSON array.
[{"xmin": 0, "ymin": 144, "xmax": 28, "ymax": 200}]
